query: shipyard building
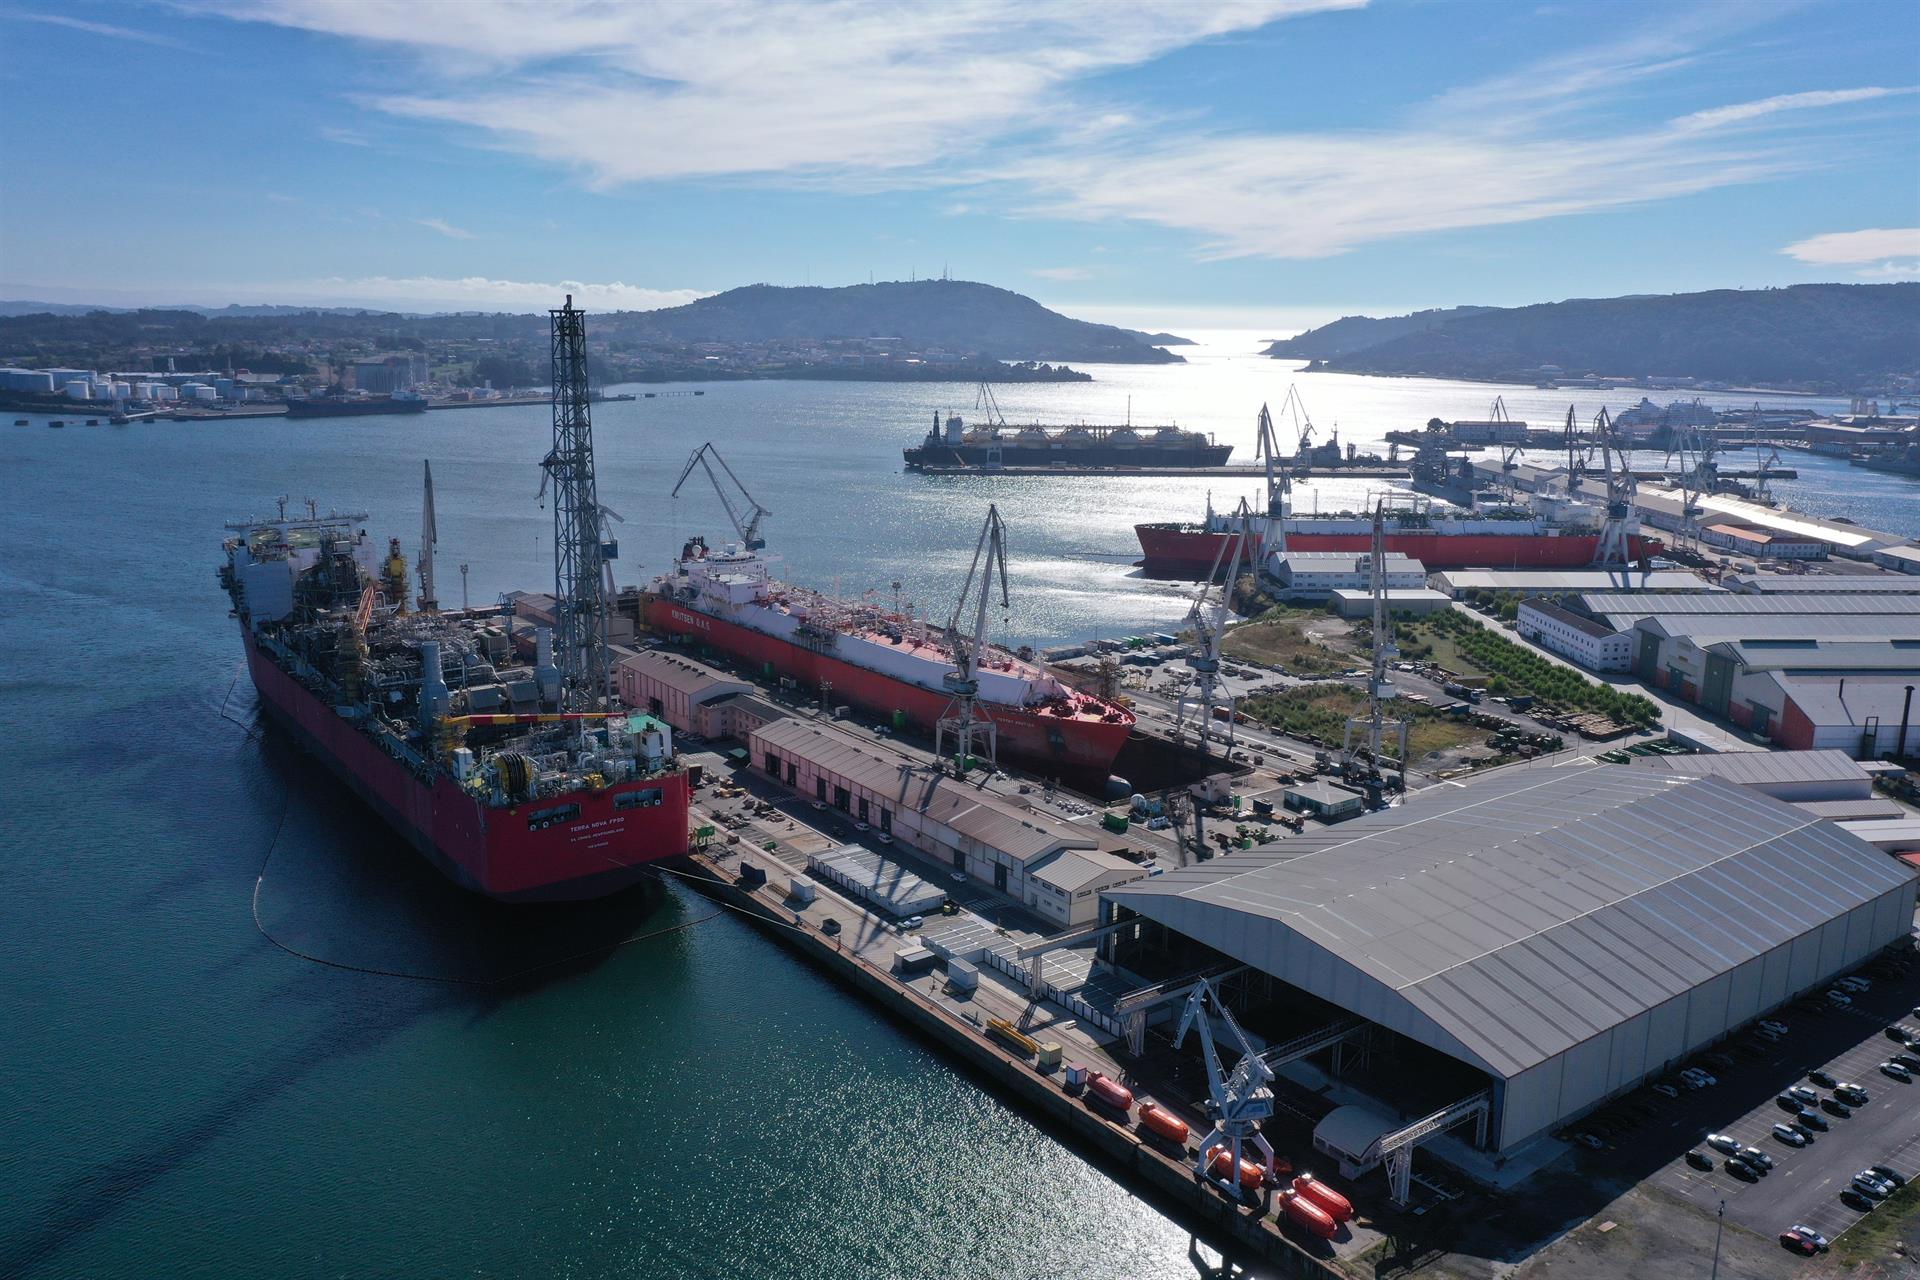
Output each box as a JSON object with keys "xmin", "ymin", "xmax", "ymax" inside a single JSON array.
[
  {"xmin": 1100, "ymin": 765, "xmax": 1917, "ymax": 1157},
  {"xmin": 750, "ymin": 718, "xmax": 1144, "ymax": 927}
]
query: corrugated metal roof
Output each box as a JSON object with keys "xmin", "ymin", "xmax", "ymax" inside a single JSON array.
[
  {"xmin": 1634, "ymin": 615, "xmax": 1920, "ymax": 643},
  {"xmin": 1434, "ymin": 569, "xmax": 1719, "ymax": 595},
  {"xmin": 1105, "ymin": 766, "xmax": 1916, "ymax": 1079},
  {"xmin": 1578, "ymin": 593, "xmax": 1920, "ymax": 618},
  {"xmin": 1627, "ymin": 749, "xmax": 1869, "ymax": 788}
]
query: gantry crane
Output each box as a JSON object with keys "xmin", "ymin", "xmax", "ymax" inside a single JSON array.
[
  {"xmin": 1341, "ymin": 495, "xmax": 1410, "ymax": 798},
  {"xmin": 672, "ymin": 442, "xmax": 772, "ymax": 550},
  {"xmin": 937, "ymin": 504, "xmax": 1010, "ymax": 774},
  {"xmin": 1174, "ymin": 976, "xmax": 1279, "ymax": 1201},
  {"xmin": 1175, "ymin": 498, "xmax": 1255, "ymax": 755}
]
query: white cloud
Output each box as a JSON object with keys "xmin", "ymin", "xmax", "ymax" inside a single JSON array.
[
  {"xmin": 1672, "ymin": 87, "xmax": 1915, "ymax": 132},
  {"xmin": 206, "ymin": 0, "xmax": 1357, "ymax": 183},
  {"xmin": 1781, "ymin": 227, "xmax": 1920, "ymax": 265},
  {"xmin": 14, "ymin": 12, "xmax": 192, "ymax": 50},
  {"xmin": 1030, "ymin": 266, "xmax": 1094, "ymax": 281},
  {"xmin": 413, "ymin": 217, "xmax": 476, "ymax": 240},
  {"xmin": 297, "ymin": 275, "xmax": 705, "ymax": 311},
  {"xmin": 1782, "ymin": 227, "xmax": 1920, "ymax": 279},
  {"xmin": 317, "ymin": 125, "xmax": 371, "ymax": 147}
]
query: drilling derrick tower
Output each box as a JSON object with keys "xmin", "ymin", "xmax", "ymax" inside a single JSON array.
[{"xmin": 543, "ymin": 296, "xmax": 615, "ymax": 710}]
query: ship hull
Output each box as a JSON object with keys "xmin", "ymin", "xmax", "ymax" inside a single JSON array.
[
  {"xmin": 241, "ymin": 628, "xmax": 690, "ymax": 902},
  {"xmin": 905, "ymin": 442, "xmax": 1232, "ymax": 469},
  {"xmin": 1135, "ymin": 523, "xmax": 1662, "ymax": 577},
  {"xmin": 641, "ymin": 596, "xmax": 1131, "ymax": 778}
]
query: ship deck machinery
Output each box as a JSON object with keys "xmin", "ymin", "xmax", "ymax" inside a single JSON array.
[{"xmin": 222, "ymin": 509, "xmax": 688, "ymax": 899}]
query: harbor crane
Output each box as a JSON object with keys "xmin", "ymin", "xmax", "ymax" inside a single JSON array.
[
  {"xmin": 1590, "ymin": 408, "xmax": 1640, "ymax": 576},
  {"xmin": 672, "ymin": 442, "xmax": 771, "ymax": 551},
  {"xmin": 1341, "ymin": 495, "xmax": 1410, "ymax": 798},
  {"xmin": 1175, "ymin": 498, "xmax": 1256, "ymax": 755},
  {"xmin": 937, "ymin": 504, "xmax": 1010, "ymax": 774},
  {"xmin": 1174, "ymin": 976, "xmax": 1279, "ymax": 1201},
  {"xmin": 1253, "ymin": 403, "xmax": 1289, "ymax": 556},
  {"xmin": 1271, "ymin": 384, "xmax": 1315, "ymax": 468}
]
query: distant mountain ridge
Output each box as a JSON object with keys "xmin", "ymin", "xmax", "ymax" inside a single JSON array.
[
  {"xmin": 1269, "ymin": 284, "xmax": 1918, "ymax": 389},
  {"xmin": 1262, "ymin": 306, "xmax": 1497, "ymax": 359},
  {"xmin": 593, "ymin": 280, "xmax": 1186, "ymax": 363}
]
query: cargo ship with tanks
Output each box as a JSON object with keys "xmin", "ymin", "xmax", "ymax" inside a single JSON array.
[
  {"xmin": 903, "ymin": 388, "xmax": 1230, "ymax": 472},
  {"xmin": 218, "ymin": 298, "xmax": 691, "ymax": 901},
  {"xmin": 640, "ymin": 534, "xmax": 1134, "ymax": 778},
  {"xmin": 1136, "ymin": 495, "xmax": 1662, "ymax": 577},
  {"xmin": 285, "ymin": 392, "xmax": 430, "ymax": 419}
]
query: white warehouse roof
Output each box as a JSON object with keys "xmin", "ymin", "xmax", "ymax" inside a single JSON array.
[{"xmin": 1103, "ymin": 766, "xmax": 1916, "ymax": 1081}]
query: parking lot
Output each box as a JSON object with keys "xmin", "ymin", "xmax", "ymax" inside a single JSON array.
[{"xmin": 1569, "ymin": 943, "xmax": 1920, "ymax": 1250}]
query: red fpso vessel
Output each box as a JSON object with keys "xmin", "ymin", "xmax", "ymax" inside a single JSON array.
[
  {"xmin": 1137, "ymin": 502, "xmax": 1661, "ymax": 577},
  {"xmin": 642, "ymin": 539, "xmax": 1134, "ymax": 779},
  {"xmin": 223, "ymin": 505, "xmax": 690, "ymax": 902}
]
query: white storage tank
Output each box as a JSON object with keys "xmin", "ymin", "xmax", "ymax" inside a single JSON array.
[{"xmin": 63, "ymin": 381, "xmax": 91, "ymax": 400}]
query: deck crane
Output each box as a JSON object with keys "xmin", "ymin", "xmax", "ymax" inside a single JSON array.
[
  {"xmin": 1174, "ymin": 976, "xmax": 1279, "ymax": 1201},
  {"xmin": 1341, "ymin": 495, "xmax": 1410, "ymax": 799},
  {"xmin": 672, "ymin": 442, "xmax": 771, "ymax": 551},
  {"xmin": 1175, "ymin": 498, "xmax": 1255, "ymax": 755},
  {"xmin": 936, "ymin": 504, "xmax": 1010, "ymax": 774}
]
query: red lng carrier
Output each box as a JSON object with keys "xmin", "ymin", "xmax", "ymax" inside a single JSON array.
[
  {"xmin": 1137, "ymin": 498, "xmax": 1660, "ymax": 577},
  {"xmin": 641, "ymin": 538, "xmax": 1133, "ymax": 778},
  {"xmin": 221, "ymin": 503, "xmax": 690, "ymax": 901}
]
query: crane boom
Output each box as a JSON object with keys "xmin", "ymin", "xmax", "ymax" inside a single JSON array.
[
  {"xmin": 672, "ymin": 442, "xmax": 771, "ymax": 550},
  {"xmin": 936, "ymin": 505, "xmax": 1010, "ymax": 772}
]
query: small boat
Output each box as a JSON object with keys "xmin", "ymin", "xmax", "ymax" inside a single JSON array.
[
  {"xmin": 1291, "ymin": 1174, "xmax": 1354, "ymax": 1222},
  {"xmin": 1205, "ymin": 1146, "xmax": 1268, "ymax": 1191},
  {"xmin": 1279, "ymin": 1190, "xmax": 1339, "ymax": 1239},
  {"xmin": 13, "ymin": 418, "xmax": 27, "ymax": 426},
  {"xmin": 1138, "ymin": 1104, "xmax": 1189, "ymax": 1145}
]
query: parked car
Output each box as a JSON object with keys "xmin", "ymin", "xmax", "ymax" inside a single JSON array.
[
  {"xmin": 1685, "ymin": 1150, "xmax": 1715, "ymax": 1171},
  {"xmin": 1776, "ymin": 1093, "xmax": 1805, "ymax": 1113},
  {"xmin": 1828, "ymin": 990, "xmax": 1854, "ymax": 1007},
  {"xmin": 1681, "ymin": 1067, "xmax": 1717, "ymax": 1087},
  {"xmin": 1853, "ymin": 1171, "xmax": 1894, "ymax": 1198},
  {"xmin": 1739, "ymin": 1146, "xmax": 1774, "ymax": 1170},
  {"xmin": 1885, "ymin": 1024, "xmax": 1915, "ymax": 1041},
  {"xmin": 1881, "ymin": 1061, "xmax": 1912, "ymax": 1082},
  {"xmin": 1572, "ymin": 1133, "xmax": 1605, "ymax": 1150},
  {"xmin": 876, "ymin": 832, "xmax": 893, "ymax": 844},
  {"xmin": 1788, "ymin": 1085, "xmax": 1818, "ymax": 1104},
  {"xmin": 1839, "ymin": 976, "xmax": 1872, "ymax": 993},
  {"xmin": 1836, "ymin": 1083, "xmax": 1871, "ymax": 1105},
  {"xmin": 1707, "ymin": 1133, "xmax": 1741, "ymax": 1155},
  {"xmin": 1895, "ymin": 1054, "xmax": 1920, "ymax": 1072},
  {"xmin": 1822, "ymin": 1097, "xmax": 1853, "ymax": 1117},
  {"xmin": 1727, "ymin": 1159, "xmax": 1760, "ymax": 1183},
  {"xmin": 1778, "ymin": 1231, "xmax": 1818, "ymax": 1257},
  {"xmin": 1789, "ymin": 1224, "xmax": 1830, "ymax": 1251},
  {"xmin": 1653, "ymin": 1083, "xmax": 1681, "ymax": 1099},
  {"xmin": 1840, "ymin": 1188, "xmax": 1876, "ymax": 1211},
  {"xmin": 1772, "ymin": 1124, "xmax": 1809, "ymax": 1147},
  {"xmin": 1795, "ymin": 1110, "xmax": 1830, "ymax": 1132},
  {"xmin": 853, "ymin": 821, "xmax": 870, "ymax": 832},
  {"xmin": 1760, "ymin": 1019, "xmax": 1790, "ymax": 1035},
  {"xmin": 1810, "ymin": 1070, "xmax": 1839, "ymax": 1089},
  {"xmin": 1870, "ymin": 1164, "xmax": 1909, "ymax": 1188}
]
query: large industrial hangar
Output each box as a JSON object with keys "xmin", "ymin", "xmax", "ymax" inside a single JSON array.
[{"xmin": 1100, "ymin": 765, "xmax": 1917, "ymax": 1157}]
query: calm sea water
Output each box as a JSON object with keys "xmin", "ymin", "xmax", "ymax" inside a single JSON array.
[{"xmin": 2, "ymin": 333, "xmax": 1907, "ymax": 1278}]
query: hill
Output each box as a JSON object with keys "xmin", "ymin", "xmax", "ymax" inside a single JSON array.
[
  {"xmin": 595, "ymin": 280, "xmax": 1185, "ymax": 363},
  {"xmin": 1262, "ymin": 306, "xmax": 1497, "ymax": 359},
  {"xmin": 1276, "ymin": 285, "xmax": 1918, "ymax": 390}
]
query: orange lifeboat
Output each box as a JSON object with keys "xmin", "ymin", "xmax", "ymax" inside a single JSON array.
[
  {"xmin": 1138, "ymin": 1103, "xmax": 1189, "ymax": 1145},
  {"xmin": 1086, "ymin": 1072, "xmax": 1134, "ymax": 1114},
  {"xmin": 1205, "ymin": 1146, "xmax": 1267, "ymax": 1191},
  {"xmin": 1279, "ymin": 1190, "xmax": 1339, "ymax": 1239},
  {"xmin": 1292, "ymin": 1174, "xmax": 1354, "ymax": 1223}
]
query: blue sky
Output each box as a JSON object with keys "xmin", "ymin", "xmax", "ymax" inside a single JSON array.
[{"xmin": 2, "ymin": 0, "xmax": 1916, "ymax": 329}]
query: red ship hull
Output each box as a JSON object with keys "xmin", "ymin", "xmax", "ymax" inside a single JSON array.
[
  {"xmin": 243, "ymin": 629, "xmax": 691, "ymax": 902},
  {"xmin": 1135, "ymin": 523, "xmax": 1662, "ymax": 577},
  {"xmin": 642, "ymin": 596, "xmax": 1132, "ymax": 778}
]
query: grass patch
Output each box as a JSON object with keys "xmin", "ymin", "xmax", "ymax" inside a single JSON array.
[
  {"xmin": 1221, "ymin": 620, "xmax": 1351, "ymax": 675},
  {"xmin": 1239, "ymin": 683, "xmax": 1487, "ymax": 758},
  {"xmin": 1394, "ymin": 611, "xmax": 1661, "ymax": 726},
  {"xmin": 1834, "ymin": 1177, "xmax": 1920, "ymax": 1266}
]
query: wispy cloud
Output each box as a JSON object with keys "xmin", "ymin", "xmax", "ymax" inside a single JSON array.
[
  {"xmin": 1782, "ymin": 227, "xmax": 1920, "ymax": 279},
  {"xmin": 206, "ymin": 0, "xmax": 1356, "ymax": 183},
  {"xmin": 413, "ymin": 217, "xmax": 476, "ymax": 240},
  {"xmin": 299, "ymin": 275, "xmax": 704, "ymax": 311},
  {"xmin": 1030, "ymin": 266, "xmax": 1094, "ymax": 282},
  {"xmin": 317, "ymin": 125, "xmax": 371, "ymax": 147},
  {"xmin": 1672, "ymin": 87, "xmax": 1915, "ymax": 132},
  {"xmin": 15, "ymin": 11, "xmax": 192, "ymax": 50}
]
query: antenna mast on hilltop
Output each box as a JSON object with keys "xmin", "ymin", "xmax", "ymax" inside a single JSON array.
[{"xmin": 542, "ymin": 295, "xmax": 615, "ymax": 710}]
